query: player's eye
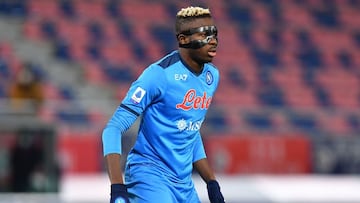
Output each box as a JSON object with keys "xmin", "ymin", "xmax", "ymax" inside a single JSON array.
[
  {"xmin": 199, "ymin": 32, "xmax": 207, "ymax": 38},
  {"xmin": 204, "ymin": 35, "xmax": 216, "ymax": 43}
]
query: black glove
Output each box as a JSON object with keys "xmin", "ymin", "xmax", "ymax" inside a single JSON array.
[
  {"xmin": 110, "ymin": 184, "xmax": 130, "ymax": 203},
  {"xmin": 207, "ymin": 180, "xmax": 225, "ymax": 203}
]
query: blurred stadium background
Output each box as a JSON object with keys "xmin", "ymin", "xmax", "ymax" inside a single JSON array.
[{"xmin": 1, "ymin": 0, "xmax": 360, "ymax": 202}]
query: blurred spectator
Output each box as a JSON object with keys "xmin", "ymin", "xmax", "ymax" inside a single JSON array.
[{"xmin": 8, "ymin": 63, "xmax": 44, "ymax": 114}]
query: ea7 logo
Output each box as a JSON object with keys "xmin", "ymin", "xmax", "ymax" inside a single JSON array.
[{"xmin": 175, "ymin": 74, "xmax": 188, "ymax": 81}]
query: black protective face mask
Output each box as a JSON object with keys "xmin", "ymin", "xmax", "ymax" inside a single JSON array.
[{"xmin": 177, "ymin": 26, "xmax": 218, "ymax": 49}]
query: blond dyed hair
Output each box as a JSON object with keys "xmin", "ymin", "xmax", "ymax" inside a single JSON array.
[
  {"xmin": 176, "ymin": 6, "xmax": 211, "ymax": 18},
  {"xmin": 175, "ymin": 6, "xmax": 212, "ymax": 34}
]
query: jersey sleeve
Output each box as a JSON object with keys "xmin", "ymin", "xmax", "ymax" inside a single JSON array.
[
  {"xmin": 102, "ymin": 106, "xmax": 137, "ymax": 155},
  {"xmin": 192, "ymin": 132, "xmax": 207, "ymax": 162},
  {"xmin": 102, "ymin": 64, "xmax": 167, "ymax": 156},
  {"xmin": 121, "ymin": 64, "xmax": 167, "ymax": 115}
]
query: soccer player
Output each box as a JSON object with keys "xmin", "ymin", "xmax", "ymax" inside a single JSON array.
[{"xmin": 102, "ymin": 6, "xmax": 225, "ymax": 203}]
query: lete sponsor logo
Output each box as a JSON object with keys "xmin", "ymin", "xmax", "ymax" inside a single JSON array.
[{"xmin": 176, "ymin": 89, "xmax": 212, "ymax": 110}]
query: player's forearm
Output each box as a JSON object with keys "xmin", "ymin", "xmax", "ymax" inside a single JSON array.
[
  {"xmin": 193, "ymin": 158, "xmax": 216, "ymax": 183},
  {"xmin": 105, "ymin": 153, "xmax": 124, "ymax": 184}
]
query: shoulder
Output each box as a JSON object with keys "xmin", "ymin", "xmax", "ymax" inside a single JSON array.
[
  {"xmin": 206, "ymin": 62, "xmax": 219, "ymax": 71},
  {"xmin": 155, "ymin": 51, "xmax": 181, "ymax": 69},
  {"xmin": 142, "ymin": 51, "xmax": 180, "ymax": 75},
  {"xmin": 139, "ymin": 54, "xmax": 177, "ymax": 83},
  {"xmin": 205, "ymin": 62, "xmax": 220, "ymax": 77}
]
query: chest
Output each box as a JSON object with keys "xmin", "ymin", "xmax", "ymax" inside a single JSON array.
[{"xmin": 161, "ymin": 71, "xmax": 216, "ymax": 118}]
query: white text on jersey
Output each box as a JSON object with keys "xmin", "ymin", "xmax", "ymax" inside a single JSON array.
[{"xmin": 174, "ymin": 74, "xmax": 188, "ymax": 81}]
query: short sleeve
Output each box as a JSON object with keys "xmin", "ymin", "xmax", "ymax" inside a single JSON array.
[{"xmin": 121, "ymin": 65, "xmax": 167, "ymax": 115}]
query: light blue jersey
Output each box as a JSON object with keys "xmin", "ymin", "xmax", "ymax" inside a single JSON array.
[{"xmin": 102, "ymin": 50, "xmax": 219, "ymax": 202}]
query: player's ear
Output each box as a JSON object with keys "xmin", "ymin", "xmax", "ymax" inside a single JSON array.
[{"xmin": 177, "ymin": 34, "xmax": 189, "ymax": 45}]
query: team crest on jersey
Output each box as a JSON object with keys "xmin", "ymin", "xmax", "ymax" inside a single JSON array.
[
  {"xmin": 206, "ymin": 71, "xmax": 213, "ymax": 85},
  {"xmin": 131, "ymin": 87, "xmax": 146, "ymax": 104}
]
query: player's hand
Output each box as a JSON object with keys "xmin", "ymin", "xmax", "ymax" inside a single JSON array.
[
  {"xmin": 110, "ymin": 184, "xmax": 130, "ymax": 203},
  {"xmin": 207, "ymin": 180, "xmax": 225, "ymax": 203}
]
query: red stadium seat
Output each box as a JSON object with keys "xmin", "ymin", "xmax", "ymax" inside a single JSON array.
[
  {"xmin": 120, "ymin": 2, "xmax": 170, "ymax": 25},
  {"xmin": 27, "ymin": 0, "xmax": 60, "ymax": 18},
  {"xmin": 81, "ymin": 61, "xmax": 108, "ymax": 85},
  {"xmin": 318, "ymin": 111, "xmax": 352, "ymax": 135},
  {"xmin": 73, "ymin": 0, "xmax": 108, "ymax": 20},
  {"xmin": 23, "ymin": 19, "xmax": 43, "ymax": 40}
]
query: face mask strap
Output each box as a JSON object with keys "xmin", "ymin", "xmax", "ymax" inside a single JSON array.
[{"xmin": 179, "ymin": 35, "xmax": 217, "ymax": 49}]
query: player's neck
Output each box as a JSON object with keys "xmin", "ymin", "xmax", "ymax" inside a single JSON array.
[{"xmin": 178, "ymin": 50, "xmax": 204, "ymax": 75}]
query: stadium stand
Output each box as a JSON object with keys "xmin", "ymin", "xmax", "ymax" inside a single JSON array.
[{"xmin": 1, "ymin": 0, "xmax": 360, "ymax": 174}]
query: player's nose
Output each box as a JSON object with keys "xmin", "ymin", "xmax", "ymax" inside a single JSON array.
[{"xmin": 208, "ymin": 35, "xmax": 218, "ymax": 46}]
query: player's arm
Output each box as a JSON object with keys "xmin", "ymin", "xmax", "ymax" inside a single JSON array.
[
  {"xmin": 102, "ymin": 106, "xmax": 138, "ymax": 203},
  {"xmin": 103, "ymin": 65, "xmax": 166, "ymax": 203},
  {"xmin": 193, "ymin": 133, "xmax": 225, "ymax": 203},
  {"xmin": 105, "ymin": 153, "xmax": 124, "ymax": 184},
  {"xmin": 192, "ymin": 132, "xmax": 216, "ymax": 182},
  {"xmin": 193, "ymin": 158, "xmax": 216, "ymax": 183},
  {"xmin": 102, "ymin": 105, "xmax": 138, "ymax": 177},
  {"xmin": 194, "ymin": 159, "xmax": 225, "ymax": 203}
]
